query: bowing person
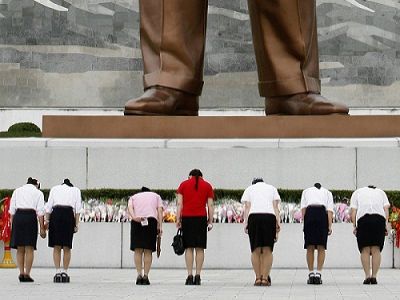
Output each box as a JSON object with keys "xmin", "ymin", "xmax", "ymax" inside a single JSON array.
[
  {"xmin": 45, "ymin": 179, "xmax": 82, "ymax": 283},
  {"xmin": 9, "ymin": 177, "xmax": 46, "ymax": 282},
  {"xmin": 242, "ymin": 178, "xmax": 281, "ymax": 287},
  {"xmin": 127, "ymin": 186, "xmax": 164, "ymax": 285},
  {"xmin": 350, "ymin": 185, "xmax": 390, "ymax": 285},
  {"xmin": 301, "ymin": 183, "xmax": 334, "ymax": 285}
]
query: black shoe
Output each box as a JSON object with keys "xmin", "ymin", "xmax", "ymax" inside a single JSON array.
[
  {"xmin": 60, "ymin": 272, "xmax": 70, "ymax": 283},
  {"xmin": 370, "ymin": 277, "xmax": 377, "ymax": 285},
  {"xmin": 307, "ymin": 273, "xmax": 315, "ymax": 284},
  {"xmin": 363, "ymin": 278, "xmax": 371, "ymax": 284},
  {"xmin": 142, "ymin": 275, "xmax": 150, "ymax": 285},
  {"xmin": 136, "ymin": 275, "xmax": 143, "ymax": 285},
  {"xmin": 314, "ymin": 273, "xmax": 322, "ymax": 285},
  {"xmin": 18, "ymin": 274, "xmax": 26, "ymax": 282},
  {"xmin": 24, "ymin": 275, "xmax": 34, "ymax": 282},
  {"xmin": 185, "ymin": 275, "xmax": 194, "ymax": 285},
  {"xmin": 194, "ymin": 274, "xmax": 201, "ymax": 285},
  {"xmin": 53, "ymin": 273, "xmax": 62, "ymax": 283}
]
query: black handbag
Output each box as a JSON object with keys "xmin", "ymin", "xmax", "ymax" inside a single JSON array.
[{"xmin": 171, "ymin": 228, "xmax": 185, "ymax": 255}]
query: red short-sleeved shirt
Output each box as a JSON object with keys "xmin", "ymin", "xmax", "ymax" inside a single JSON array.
[{"xmin": 177, "ymin": 177, "xmax": 214, "ymax": 217}]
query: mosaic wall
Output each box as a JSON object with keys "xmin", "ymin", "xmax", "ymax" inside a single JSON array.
[{"xmin": 0, "ymin": 0, "xmax": 399, "ymax": 108}]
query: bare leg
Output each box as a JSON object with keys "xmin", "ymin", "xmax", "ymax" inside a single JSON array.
[
  {"xmin": 134, "ymin": 248, "xmax": 144, "ymax": 275},
  {"xmin": 306, "ymin": 246, "xmax": 315, "ymax": 271},
  {"xmin": 62, "ymin": 247, "xmax": 71, "ymax": 271},
  {"xmin": 194, "ymin": 248, "xmax": 204, "ymax": 275},
  {"xmin": 316, "ymin": 246, "xmax": 326, "ymax": 271},
  {"xmin": 360, "ymin": 247, "xmax": 371, "ymax": 279},
  {"xmin": 16, "ymin": 247, "xmax": 26, "ymax": 275},
  {"xmin": 185, "ymin": 248, "xmax": 194, "ymax": 276},
  {"xmin": 143, "ymin": 249, "xmax": 153, "ymax": 276},
  {"xmin": 53, "ymin": 246, "xmax": 62, "ymax": 270},
  {"xmin": 371, "ymin": 246, "xmax": 381, "ymax": 278},
  {"xmin": 24, "ymin": 246, "xmax": 34, "ymax": 276},
  {"xmin": 251, "ymin": 247, "xmax": 262, "ymax": 280},
  {"xmin": 260, "ymin": 247, "xmax": 273, "ymax": 278}
]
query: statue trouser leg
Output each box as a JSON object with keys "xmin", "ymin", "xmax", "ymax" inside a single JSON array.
[
  {"xmin": 124, "ymin": 0, "xmax": 208, "ymax": 115},
  {"xmin": 248, "ymin": 0, "xmax": 348, "ymax": 115}
]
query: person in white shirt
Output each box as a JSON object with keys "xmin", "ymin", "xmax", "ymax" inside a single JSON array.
[
  {"xmin": 301, "ymin": 183, "xmax": 334, "ymax": 285},
  {"xmin": 45, "ymin": 179, "xmax": 82, "ymax": 283},
  {"xmin": 350, "ymin": 185, "xmax": 390, "ymax": 285},
  {"xmin": 9, "ymin": 177, "xmax": 46, "ymax": 283},
  {"xmin": 242, "ymin": 178, "xmax": 281, "ymax": 287}
]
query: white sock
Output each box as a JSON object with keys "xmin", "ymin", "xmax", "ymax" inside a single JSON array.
[
  {"xmin": 56, "ymin": 269, "xmax": 61, "ymax": 274},
  {"xmin": 63, "ymin": 269, "xmax": 68, "ymax": 274}
]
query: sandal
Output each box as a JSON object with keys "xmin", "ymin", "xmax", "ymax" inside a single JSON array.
[
  {"xmin": 254, "ymin": 277, "xmax": 262, "ymax": 286},
  {"xmin": 260, "ymin": 276, "xmax": 271, "ymax": 287}
]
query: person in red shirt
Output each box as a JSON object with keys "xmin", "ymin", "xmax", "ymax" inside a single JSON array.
[{"xmin": 176, "ymin": 169, "xmax": 214, "ymax": 286}]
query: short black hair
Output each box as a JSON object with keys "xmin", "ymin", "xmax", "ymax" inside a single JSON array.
[
  {"xmin": 252, "ymin": 178, "xmax": 264, "ymax": 185},
  {"xmin": 141, "ymin": 186, "xmax": 150, "ymax": 192},
  {"xmin": 63, "ymin": 178, "xmax": 73, "ymax": 187}
]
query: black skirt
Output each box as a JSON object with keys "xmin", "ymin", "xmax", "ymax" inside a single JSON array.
[
  {"xmin": 303, "ymin": 206, "xmax": 329, "ymax": 249},
  {"xmin": 48, "ymin": 206, "xmax": 75, "ymax": 249},
  {"xmin": 130, "ymin": 217, "xmax": 158, "ymax": 252},
  {"xmin": 181, "ymin": 216, "xmax": 207, "ymax": 249},
  {"xmin": 10, "ymin": 209, "xmax": 38, "ymax": 250},
  {"xmin": 247, "ymin": 213, "xmax": 277, "ymax": 252},
  {"xmin": 356, "ymin": 214, "xmax": 386, "ymax": 253}
]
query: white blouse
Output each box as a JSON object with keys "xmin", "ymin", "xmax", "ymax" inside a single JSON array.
[
  {"xmin": 45, "ymin": 184, "xmax": 82, "ymax": 214},
  {"xmin": 241, "ymin": 182, "xmax": 281, "ymax": 215},
  {"xmin": 350, "ymin": 187, "xmax": 390, "ymax": 223},
  {"xmin": 300, "ymin": 186, "xmax": 334, "ymax": 212},
  {"xmin": 9, "ymin": 184, "xmax": 45, "ymax": 216}
]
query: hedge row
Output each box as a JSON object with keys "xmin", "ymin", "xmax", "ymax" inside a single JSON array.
[
  {"xmin": 2, "ymin": 189, "xmax": 400, "ymax": 207},
  {"xmin": 0, "ymin": 122, "xmax": 42, "ymax": 138}
]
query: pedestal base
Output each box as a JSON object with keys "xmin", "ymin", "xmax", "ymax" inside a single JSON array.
[{"xmin": 43, "ymin": 115, "xmax": 400, "ymax": 138}]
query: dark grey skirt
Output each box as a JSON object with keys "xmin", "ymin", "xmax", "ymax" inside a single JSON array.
[
  {"xmin": 10, "ymin": 209, "xmax": 38, "ymax": 250},
  {"xmin": 130, "ymin": 217, "xmax": 158, "ymax": 252},
  {"xmin": 48, "ymin": 206, "xmax": 75, "ymax": 249},
  {"xmin": 181, "ymin": 216, "xmax": 207, "ymax": 249},
  {"xmin": 247, "ymin": 213, "xmax": 277, "ymax": 252},
  {"xmin": 356, "ymin": 214, "xmax": 386, "ymax": 252},
  {"xmin": 303, "ymin": 206, "xmax": 329, "ymax": 249}
]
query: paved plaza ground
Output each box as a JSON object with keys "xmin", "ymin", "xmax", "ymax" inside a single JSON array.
[{"xmin": 1, "ymin": 268, "xmax": 400, "ymax": 299}]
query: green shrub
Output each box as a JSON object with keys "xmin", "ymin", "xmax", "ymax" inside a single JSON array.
[
  {"xmin": 0, "ymin": 122, "xmax": 42, "ymax": 138},
  {"xmin": 2, "ymin": 189, "xmax": 400, "ymax": 207}
]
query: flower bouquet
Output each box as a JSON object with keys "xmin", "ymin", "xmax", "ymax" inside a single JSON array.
[{"xmin": 389, "ymin": 206, "xmax": 400, "ymax": 248}]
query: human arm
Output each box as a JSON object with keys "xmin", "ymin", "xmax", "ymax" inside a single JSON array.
[
  {"xmin": 384, "ymin": 205, "xmax": 390, "ymax": 235},
  {"xmin": 273, "ymin": 200, "xmax": 281, "ymax": 233},
  {"xmin": 127, "ymin": 197, "xmax": 141, "ymax": 222},
  {"xmin": 74, "ymin": 188, "xmax": 82, "ymax": 233},
  {"xmin": 327, "ymin": 211, "xmax": 333, "ymax": 235},
  {"xmin": 351, "ymin": 208, "xmax": 357, "ymax": 235},
  {"xmin": 38, "ymin": 215, "xmax": 46, "ymax": 238},
  {"xmin": 176, "ymin": 194, "xmax": 183, "ymax": 228},
  {"xmin": 243, "ymin": 201, "xmax": 251, "ymax": 234},
  {"xmin": 207, "ymin": 197, "xmax": 214, "ymax": 231},
  {"xmin": 157, "ymin": 206, "xmax": 163, "ymax": 235}
]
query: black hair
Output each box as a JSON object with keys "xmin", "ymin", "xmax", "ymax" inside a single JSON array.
[
  {"xmin": 189, "ymin": 169, "xmax": 203, "ymax": 190},
  {"xmin": 141, "ymin": 186, "xmax": 150, "ymax": 192},
  {"xmin": 314, "ymin": 182, "xmax": 321, "ymax": 189},
  {"xmin": 368, "ymin": 185, "xmax": 376, "ymax": 189},
  {"xmin": 27, "ymin": 177, "xmax": 40, "ymax": 189},
  {"xmin": 27, "ymin": 177, "xmax": 38, "ymax": 185},
  {"xmin": 63, "ymin": 178, "xmax": 73, "ymax": 187},
  {"xmin": 252, "ymin": 178, "xmax": 264, "ymax": 185}
]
